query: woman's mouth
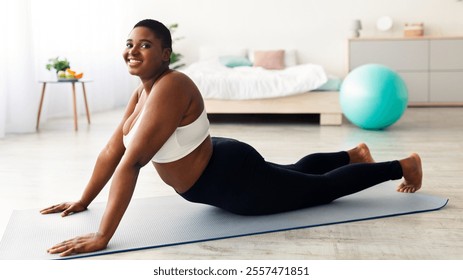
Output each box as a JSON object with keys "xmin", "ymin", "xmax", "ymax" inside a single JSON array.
[{"xmin": 127, "ymin": 58, "xmax": 142, "ymax": 66}]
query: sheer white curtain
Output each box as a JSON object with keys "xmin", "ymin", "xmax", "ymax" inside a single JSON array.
[
  {"xmin": 0, "ymin": 1, "xmax": 6, "ymax": 138},
  {"xmin": 0, "ymin": 0, "xmax": 37, "ymax": 137},
  {"xmin": 0, "ymin": 0, "xmax": 137, "ymax": 138}
]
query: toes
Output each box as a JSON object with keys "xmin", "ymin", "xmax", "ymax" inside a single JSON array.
[{"xmin": 397, "ymin": 184, "xmax": 418, "ymax": 193}]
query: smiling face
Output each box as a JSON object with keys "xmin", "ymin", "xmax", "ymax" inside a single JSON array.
[{"xmin": 123, "ymin": 26, "xmax": 171, "ymax": 81}]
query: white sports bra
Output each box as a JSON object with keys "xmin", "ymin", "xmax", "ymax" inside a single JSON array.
[{"xmin": 123, "ymin": 109, "xmax": 210, "ymax": 163}]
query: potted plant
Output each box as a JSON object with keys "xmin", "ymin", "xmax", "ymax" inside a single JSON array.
[
  {"xmin": 46, "ymin": 57, "xmax": 71, "ymax": 79},
  {"xmin": 46, "ymin": 57, "xmax": 70, "ymax": 72},
  {"xmin": 168, "ymin": 23, "xmax": 185, "ymax": 69}
]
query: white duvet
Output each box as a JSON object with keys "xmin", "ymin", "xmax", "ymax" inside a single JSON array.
[{"xmin": 180, "ymin": 60, "xmax": 328, "ymax": 100}]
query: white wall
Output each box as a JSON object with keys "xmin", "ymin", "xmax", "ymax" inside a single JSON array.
[
  {"xmin": 132, "ymin": 0, "xmax": 463, "ymax": 76},
  {"xmin": 30, "ymin": 0, "xmax": 137, "ymax": 119},
  {"xmin": 2, "ymin": 0, "xmax": 462, "ymax": 136},
  {"xmin": 30, "ymin": 0, "xmax": 463, "ymax": 92}
]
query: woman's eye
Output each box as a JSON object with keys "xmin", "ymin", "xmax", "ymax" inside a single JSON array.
[
  {"xmin": 126, "ymin": 43, "xmax": 133, "ymax": 48},
  {"xmin": 141, "ymin": 43, "xmax": 151, "ymax": 49}
]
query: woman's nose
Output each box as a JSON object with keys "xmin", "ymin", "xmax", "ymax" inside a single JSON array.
[{"xmin": 129, "ymin": 46, "xmax": 139, "ymax": 55}]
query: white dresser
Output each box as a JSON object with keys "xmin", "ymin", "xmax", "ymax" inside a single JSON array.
[{"xmin": 348, "ymin": 37, "xmax": 463, "ymax": 105}]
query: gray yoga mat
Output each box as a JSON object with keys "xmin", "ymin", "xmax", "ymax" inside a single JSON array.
[{"xmin": 0, "ymin": 181, "xmax": 448, "ymax": 260}]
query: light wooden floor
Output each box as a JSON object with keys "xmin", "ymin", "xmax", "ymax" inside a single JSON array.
[{"xmin": 0, "ymin": 107, "xmax": 462, "ymax": 259}]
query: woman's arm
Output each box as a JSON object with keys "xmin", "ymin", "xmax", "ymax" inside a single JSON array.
[
  {"xmin": 41, "ymin": 85, "xmax": 142, "ymax": 216},
  {"xmin": 76, "ymin": 131, "xmax": 127, "ymax": 208},
  {"xmin": 47, "ymin": 72, "xmax": 195, "ymax": 256},
  {"xmin": 47, "ymin": 157, "xmax": 142, "ymax": 256}
]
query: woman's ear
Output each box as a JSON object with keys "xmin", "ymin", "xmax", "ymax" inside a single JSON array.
[{"xmin": 162, "ymin": 48, "xmax": 172, "ymax": 62}]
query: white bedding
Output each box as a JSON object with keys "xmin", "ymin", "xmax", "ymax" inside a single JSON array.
[{"xmin": 180, "ymin": 60, "xmax": 328, "ymax": 100}]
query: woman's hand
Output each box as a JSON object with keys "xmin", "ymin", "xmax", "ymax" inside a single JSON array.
[
  {"xmin": 47, "ymin": 233, "xmax": 108, "ymax": 257},
  {"xmin": 40, "ymin": 201, "xmax": 87, "ymax": 217}
]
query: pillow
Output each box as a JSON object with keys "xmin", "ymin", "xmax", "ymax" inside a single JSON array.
[
  {"xmin": 316, "ymin": 75, "xmax": 343, "ymax": 91},
  {"xmin": 248, "ymin": 49, "xmax": 297, "ymax": 67},
  {"xmin": 252, "ymin": 50, "xmax": 285, "ymax": 70},
  {"xmin": 219, "ymin": 56, "xmax": 252, "ymax": 68},
  {"xmin": 284, "ymin": 49, "xmax": 298, "ymax": 67}
]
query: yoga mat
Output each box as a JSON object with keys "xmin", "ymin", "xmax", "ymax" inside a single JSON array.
[{"xmin": 0, "ymin": 181, "xmax": 448, "ymax": 260}]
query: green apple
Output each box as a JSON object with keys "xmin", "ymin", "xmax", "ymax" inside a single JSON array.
[{"xmin": 57, "ymin": 70, "xmax": 66, "ymax": 78}]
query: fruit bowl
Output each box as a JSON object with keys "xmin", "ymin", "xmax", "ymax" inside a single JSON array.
[
  {"xmin": 58, "ymin": 78, "xmax": 79, "ymax": 82},
  {"xmin": 57, "ymin": 68, "xmax": 84, "ymax": 81}
]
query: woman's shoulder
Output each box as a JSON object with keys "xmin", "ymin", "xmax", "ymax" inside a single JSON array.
[
  {"xmin": 163, "ymin": 69, "xmax": 193, "ymax": 83},
  {"xmin": 158, "ymin": 70, "xmax": 199, "ymax": 91}
]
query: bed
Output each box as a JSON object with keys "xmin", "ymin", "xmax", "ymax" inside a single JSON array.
[{"xmin": 180, "ymin": 48, "xmax": 343, "ymax": 125}]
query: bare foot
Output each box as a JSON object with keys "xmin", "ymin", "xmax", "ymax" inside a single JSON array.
[
  {"xmin": 348, "ymin": 143, "xmax": 375, "ymax": 164},
  {"xmin": 397, "ymin": 153, "xmax": 423, "ymax": 193}
]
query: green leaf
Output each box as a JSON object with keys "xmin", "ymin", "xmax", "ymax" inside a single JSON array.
[
  {"xmin": 45, "ymin": 57, "xmax": 70, "ymax": 72},
  {"xmin": 168, "ymin": 23, "xmax": 185, "ymax": 68}
]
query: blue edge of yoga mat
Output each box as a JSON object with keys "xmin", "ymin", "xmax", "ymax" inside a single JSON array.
[{"xmin": 0, "ymin": 181, "xmax": 448, "ymax": 260}]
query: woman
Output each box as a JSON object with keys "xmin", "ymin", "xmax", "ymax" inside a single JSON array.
[{"xmin": 41, "ymin": 19, "xmax": 422, "ymax": 257}]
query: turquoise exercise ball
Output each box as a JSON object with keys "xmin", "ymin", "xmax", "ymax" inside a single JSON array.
[{"xmin": 340, "ymin": 64, "xmax": 408, "ymax": 130}]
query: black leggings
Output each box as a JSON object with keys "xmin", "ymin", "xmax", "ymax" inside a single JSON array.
[{"xmin": 179, "ymin": 137, "xmax": 403, "ymax": 215}]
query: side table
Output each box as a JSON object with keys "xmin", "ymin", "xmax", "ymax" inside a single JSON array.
[{"xmin": 36, "ymin": 80, "xmax": 92, "ymax": 131}]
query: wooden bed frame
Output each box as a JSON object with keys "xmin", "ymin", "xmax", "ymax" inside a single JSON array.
[{"xmin": 204, "ymin": 91, "xmax": 342, "ymax": 125}]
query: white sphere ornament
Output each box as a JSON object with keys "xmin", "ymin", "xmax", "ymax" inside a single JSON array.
[{"xmin": 376, "ymin": 16, "xmax": 393, "ymax": 31}]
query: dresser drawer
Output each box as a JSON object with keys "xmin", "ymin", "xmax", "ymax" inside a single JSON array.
[
  {"xmin": 430, "ymin": 72, "xmax": 463, "ymax": 102},
  {"xmin": 430, "ymin": 39, "xmax": 463, "ymax": 70},
  {"xmin": 399, "ymin": 72, "xmax": 429, "ymax": 103},
  {"xmin": 349, "ymin": 40, "xmax": 428, "ymax": 71}
]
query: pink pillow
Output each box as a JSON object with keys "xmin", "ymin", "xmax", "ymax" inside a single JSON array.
[{"xmin": 253, "ymin": 50, "xmax": 285, "ymax": 70}]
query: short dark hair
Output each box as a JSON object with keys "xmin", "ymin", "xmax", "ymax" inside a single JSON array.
[{"xmin": 133, "ymin": 19, "xmax": 172, "ymax": 50}]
